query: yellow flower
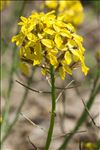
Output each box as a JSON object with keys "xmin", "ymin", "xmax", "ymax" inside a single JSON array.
[
  {"xmin": 44, "ymin": 0, "xmax": 84, "ymax": 26},
  {"xmin": 12, "ymin": 33, "xmax": 25, "ymax": 46},
  {"xmin": 83, "ymin": 142, "xmax": 96, "ymax": 150},
  {"xmin": 45, "ymin": 0, "xmax": 57, "ymax": 9},
  {"xmin": 12, "ymin": 11, "xmax": 89, "ymax": 80}
]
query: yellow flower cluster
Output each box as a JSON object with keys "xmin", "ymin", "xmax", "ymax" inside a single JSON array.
[
  {"xmin": 44, "ymin": 0, "xmax": 84, "ymax": 26},
  {"xmin": 0, "ymin": 0, "xmax": 10, "ymax": 11},
  {"xmin": 83, "ymin": 142, "xmax": 96, "ymax": 150},
  {"xmin": 12, "ymin": 11, "xmax": 89, "ymax": 80}
]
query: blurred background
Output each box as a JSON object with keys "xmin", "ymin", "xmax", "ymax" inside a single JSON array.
[{"xmin": 1, "ymin": 1, "xmax": 100, "ymax": 150}]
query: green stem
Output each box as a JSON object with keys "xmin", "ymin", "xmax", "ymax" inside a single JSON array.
[
  {"xmin": 59, "ymin": 88, "xmax": 99, "ymax": 150},
  {"xmin": 7, "ymin": 0, "xmax": 27, "ymax": 98},
  {"xmin": 96, "ymin": 139, "xmax": 100, "ymax": 149},
  {"xmin": 1, "ymin": 0, "xmax": 27, "ymax": 143},
  {"xmin": 45, "ymin": 65, "xmax": 56, "ymax": 150},
  {"xmin": 59, "ymin": 71, "xmax": 100, "ymax": 150},
  {"xmin": 1, "ymin": 70, "xmax": 34, "ymax": 145}
]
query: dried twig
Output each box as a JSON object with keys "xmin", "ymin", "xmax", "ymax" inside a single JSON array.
[
  {"xmin": 20, "ymin": 112, "xmax": 46, "ymax": 132},
  {"xmin": 55, "ymin": 84, "xmax": 80, "ymax": 90},
  {"xmin": 56, "ymin": 80, "xmax": 74, "ymax": 102},
  {"xmin": 76, "ymin": 88, "xmax": 100, "ymax": 129},
  {"xmin": 28, "ymin": 136, "xmax": 38, "ymax": 150},
  {"xmin": 20, "ymin": 114, "xmax": 87, "ymax": 140},
  {"xmin": 16, "ymin": 80, "xmax": 79, "ymax": 96},
  {"xmin": 89, "ymin": 113, "xmax": 99, "ymax": 124},
  {"xmin": 81, "ymin": 97, "xmax": 100, "ymax": 129},
  {"xmin": 53, "ymin": 130, "xmax": 87, "ymax": 140},
  {"xmin": 16, "ymin": 80, "xmax": 51, "ymax": 94},
  {"xmin": 46, "ymin": 76, "xmax": 51, "ymax": 87}
]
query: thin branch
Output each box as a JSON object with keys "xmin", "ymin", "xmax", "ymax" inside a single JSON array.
[
  {"xmin": 16, "ymin": 80, "xmax": 78, "ymax": 96},
  {"xmin": 46, "ymin": 76, "xmax": 51, "ymax": 87},
  {"xmin": 55, "ymin": 84, "xmax": 80, "ymax": 90},
  {"xmin": 53, "ymin": 130, "xmax": 87, "ymax": 140},
  {"xmin": 45, "ymin": 75, "xmax": 80, "ymax": 90},
  {"xmin": 76, "ymin": 88, "xmax": 100, "ymax": 129},
  {"xmin": 16, "ymin": 80, "xmax": 51, "ymax": 94},
  {"xmin": 89, "ymin": 113, "xmax": 99, "ymax": 124},
  {"xmin": 20, "ymin": 113, "xmax": 46, "ymax": 132},
  {"xmin": 28, "ymin": 136, "xmax": 38, "ymax": 150},
  {"xmin": 56, "ymin": 80, "xmax": 74, "ymax": 102},
  {"xmin": 21, "ymin": 113, "xmax": 87, "ymax": 142},
  {"xmin": 80, "ymin": 97, "xmax": 100, "ymax": 129}
]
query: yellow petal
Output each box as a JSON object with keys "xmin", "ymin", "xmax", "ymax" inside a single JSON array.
[
  {"xmin": 45, "ymin": 1, "xmax": 58, "ymax": 9},
  {"xmin": 73, "ymin": 55, "xmax": 79, "ymax": 62},
  {"xmin": 68, "ymin": 39, "xmax": 77, "ymax": 48},
  {"xmin": 20, "ymin": 62, "xmax": 29, "ymax": 76},
  {"xmin": 38, "ymin": 33, "xmax": 45, "ymax": 39},
  {"xmin": 44, "ymin": 28, "xmax": 55, "ymax": 35},
  {"xmin": 47, "ymin": 48, "xmax": 58, "ymax": 55},
  {"xmin": 64, "ymin": 51, "xmax": 72, "ymax": 65},
  {"xmin": 33, "ymin": 59, "xmax": 41, "ymax": 65},
  {"xmin": 20, "ymin": 16, "xmax": 27, "ymax": 22},
  {"xmin": 12, "ymin": 34, "xmax": 24, "ymax": 46},
  {"xmin": 73, "ymin": 33, "xmax": 83, "ymax": 42},
  {"xmin": 48, "ymin": 53, "xmax": 58, "ymax": 67},
  {"xmin": 33, "ymin": 42, "xmax": 42, "ymax": 65},
  {"xmin": 55, "ymin": 34, "xmax": 63, "ymax": 48},
  {"xmin": 66, "ymin": 23, "xmax": 75, "ymax": 33},
  {"xmin": 53, "ymin": 24, "xmax": 61, "ymax": 32},
  {"xmin": 59, "ymin": 67, "xmax": 65, "ymax": 80},
  {"xmin": 82, "ymin": 63, "xmax": 89, "ymax": 75},
  {"xmin": 27, "ymin": 33, "xmax": 37, "ymax": 42},
  {"xmin": 64, "ymin": 65, "xmax": 72, "ymax": 75},
  {"xmin": 56, "ymin": 20, "xmax": 67, "ymax": 28},
  {"xmin": 41, "ymin": 39, "xmax": 54, "ymax": 48},
  {"xmin": 60, "ymin": 29, "xmax": 72, "ymax": 38},
  {"xmin": 41, "ymin": 68, "xmax": 47, "ymax": 75},
  {"xmin": 71, "ymin": 50, "xmax": 83, "ymax": 62}
]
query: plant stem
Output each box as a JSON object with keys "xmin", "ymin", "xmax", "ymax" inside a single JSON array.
[
  {"xmin": 1, "ymin": 70, "xmax": 34, "ymax": 145},
  {"xmin": 1, "ymin": 1, "xmax": 27, "ymax": 144},
  {"xmin": 59, "ymin": 88, "xmax": 99, "ymax": 150},
  {"xmin": 7, "ymin": 0, "xmax": 27, "ymax": 99},
  {"xmin": 45, "ymin": 65, "xmax": 56, "ymax": 150},
  {"xmin": 59, "ymin": 70, "xmax": 100, "ymax": 150},
  {"xmin": 96, "ymin": 139, "xmax": 100, "ymax": 149}
]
